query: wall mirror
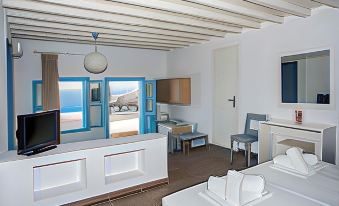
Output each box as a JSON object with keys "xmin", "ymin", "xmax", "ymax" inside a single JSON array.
[{"xmin": 280, "ymin": 48, "xmax": 334, "ymax": 109}]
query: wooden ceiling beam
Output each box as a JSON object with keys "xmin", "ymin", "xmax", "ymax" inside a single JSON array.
[
  {"xmin": 8, "ymin": 17, "xmax": 202, "ymax": 43},
  {"xmin": 11, "ymin": 30, "xmax": 184, "ymax": 48},
  {"xmin": 9, "ymin": 25, "xmax": 194, "ymax": 46},
  {"xmin": 245, "ymin": 0, "xmax": 311, "ymax": 17},
  {"xmin": 282, "ymin": 0, "xmax": 322, "ymax": 8},
  {"xmin": 2, "ymin": 0, "xmax": 231, "ymax": 36},
  {"xmin": 311, "ymin": 0, "xmax": 339, "ymax": 8},
  {"xmin": 168, "ymin": 0, "xmax": 283, "ymax": 23},
  {"xmin": 6, "ymin": 9, "xmax": 221, "ymax": 39},
  {"xmin": 37, "ymin": 0, "xmax": 259, "ymax": 28},
  {"xmin": 12, "ymin": 36, "xmax": 172, "ymax": 51}
]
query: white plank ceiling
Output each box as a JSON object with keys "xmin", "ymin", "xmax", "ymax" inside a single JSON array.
[{"xmin": 2, "ymin": 0, "xmax": 338, "ymax": 51}]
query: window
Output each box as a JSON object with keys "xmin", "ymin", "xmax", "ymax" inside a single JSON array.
[{"xmin": 32, "ymin": 77, "xmax": 90, "ymax": 134}]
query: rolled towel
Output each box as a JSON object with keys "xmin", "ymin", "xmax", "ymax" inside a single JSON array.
[
  {"xmin": 286, "ymin": 147, "xmax": 309, "ymax": 175},
  {"xmin": 226, "ymin": 170, "xmax": 244, "ymax": 206},
  {"xmin": 241, "ymin": 175, "xmax": 265, "ymax": 205},
  {"xmin": 242, "ymin": 175, "xmax": 265, "ymax": 194},
  {"xmin": 207, "ymin": 176, "xmax": 227, "ymax": 200},
  {"xmin": 303, "ymin": 153, "xmax": 318, "ymax": 166},
  {"xmin": 273, "ymin": 155, "xmax": 294, "ymax": 169}
]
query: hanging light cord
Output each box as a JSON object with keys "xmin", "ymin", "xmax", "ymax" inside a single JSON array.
[{"xmin": 92, "ymin": 32, "xmax": 99, "ymax": 52}]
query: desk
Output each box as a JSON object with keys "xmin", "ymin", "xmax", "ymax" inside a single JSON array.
[
  {"xmin": 258, "ymin": 119, "xmax": 336, "ymax": 164},
  {"xmin": 158, "ymin": 121, "xmax": 192, "ymax": 153}
]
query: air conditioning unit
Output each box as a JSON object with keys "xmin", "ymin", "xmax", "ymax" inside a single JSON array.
[{"xmin": 12, "ymin": 40, "xmax": 23, "ymax": 59}]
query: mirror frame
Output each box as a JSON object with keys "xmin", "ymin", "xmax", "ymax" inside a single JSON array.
[{"xmin": 278, "ymin": 46, "xmax": 335, "ymax": 110}]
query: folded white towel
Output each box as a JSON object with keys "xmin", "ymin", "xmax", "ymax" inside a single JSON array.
[
  {"xmin": 286, "ymin": 147, "xmax": 309, "ymax": 175},
  {"xmin": 303, "ymin": 153, "xmax": 318, "ymax": 166},
  {"xmin": 273, "ymin": 155, "xmax": 294, "ymax": 169},
  {"xmin": 207, "ymin": 176, "xmax": 227, "ymax": 200},
  {"xmin": 226, "ymin": 170, "xmax": 244, "ymax": 206},
  {"xmin": 206, "ymin": 172, "xmax": 267, "ymax": 206},
  {"xmin": 241, "ymin": 175, "xmax": 265, "ymax": 205}
]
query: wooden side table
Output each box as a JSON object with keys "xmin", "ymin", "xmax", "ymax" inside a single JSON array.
[{"xmin": 181, "ymin": 133, "xmax": 209, "ymax": 155}]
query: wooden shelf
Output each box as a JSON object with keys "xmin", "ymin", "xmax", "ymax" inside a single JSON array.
[{"xmin": 277, "ymin": 139, "xmax": 315, "ymax": 154}]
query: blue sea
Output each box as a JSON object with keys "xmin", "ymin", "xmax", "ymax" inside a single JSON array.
[{"xmin": 60, "ymin": 89, "xmax": 83, "ymax": 113}]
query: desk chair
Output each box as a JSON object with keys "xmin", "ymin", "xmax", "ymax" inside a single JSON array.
[{"xmin": 230, "ymin": 113, "xmax": 267, "ymax": 167}]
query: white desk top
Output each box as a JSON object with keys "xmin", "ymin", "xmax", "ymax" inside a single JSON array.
[
  {"xmin": 261, "ymin": 118, "xmax": 335, "ymax": 132},
  {"xmin": 0, "ymin": 133, "xmax": 166, "ymax": 164}
]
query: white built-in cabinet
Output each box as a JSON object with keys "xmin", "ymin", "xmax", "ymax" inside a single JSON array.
[{"xmin": 0, "ymin": 134, "xmax": 167, "ymax": 206}]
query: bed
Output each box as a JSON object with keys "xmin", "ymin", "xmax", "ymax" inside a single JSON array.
[{"xmin": 162, "ymin": 161, "xmax": 339, "ymax": 206}]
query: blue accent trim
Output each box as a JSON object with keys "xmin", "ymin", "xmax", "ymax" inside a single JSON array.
[
  {"xmin": 104, "ymin": 77, "xmax": 146, "ymax": 139},
  {"xmin": 61, "ymin": 127, "xmax": 90, "ymax": 134},
  {"xmin": 145, "ymin": 80, "xmax": 157, "ymax": 133},
  {"xmin": 7, "ymin": 39, "xmax": 15, "ymax": 150},
  {"xmin": 59, "ymin": 77, "xmax": 90, "ymax": 134},
  {"xmin": 32, "ymin": 80, "xmax": 42, "ymax": 113},
  {"xmin": 32, "ymin": 77, "xmax": 90, "ymax": 134},
  {"xmin": 90, "ymin": 80, "xmax": 103, "ymax": 128}
]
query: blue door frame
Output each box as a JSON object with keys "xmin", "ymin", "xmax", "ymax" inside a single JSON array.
[
  {"xmin": 7, "ymin": 39, "xmax": 15, "ymax": 150},
  {"xmin": 104, "ymin": 77, "xmax": 146, "ymax": 139}
]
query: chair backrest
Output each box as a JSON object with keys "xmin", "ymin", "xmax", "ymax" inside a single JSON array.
[{"xmin": 244, "ymin": 113, "xmax": 267, "ymax": 137}]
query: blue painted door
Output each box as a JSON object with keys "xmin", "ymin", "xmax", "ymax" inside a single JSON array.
[{"xmin": 145, "ymin": 80, "xmax": 157, "ymax": 133}]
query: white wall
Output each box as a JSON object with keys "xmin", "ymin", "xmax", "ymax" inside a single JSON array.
[
  {"xmin": 167, "ymin": 7, "xmax": 339, "ymax": 164},
  {"xmin": 167, "ymin": 36, "xmax": 239, "ymax": 143},
  {"xmin": 0, "ymin": 3, "xmax": 8, "ymax": 153},
  {"xmin": 14, "ymin": 39, "xmax": 167, "ymax": 144}
]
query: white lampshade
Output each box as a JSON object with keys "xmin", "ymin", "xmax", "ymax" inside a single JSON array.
[{"xmin": 84, "ymin": 51, "xmax": 108, "ymax": 74}]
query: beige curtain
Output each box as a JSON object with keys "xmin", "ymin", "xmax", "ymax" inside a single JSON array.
[{"xmin": 41, "ymin": 54, "xmax": 60, "ymax": 111}]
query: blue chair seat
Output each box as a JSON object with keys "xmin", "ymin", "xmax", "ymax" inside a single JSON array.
[
  {"xmin": 231, "ymin": 134, "xmax": 257, "ymax": 144},
  {"xmin": 179, "ymin": 132, "xmax": 207, "ymax": 141}
]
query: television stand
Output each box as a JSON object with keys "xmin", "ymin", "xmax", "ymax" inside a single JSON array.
[
  {"xmin": 24, "ymin": 145, "xmax": 57, "ymax": 156},
  {"xmin": 0, "ymin": 134, "xmax": 167, "ymax": 206}
]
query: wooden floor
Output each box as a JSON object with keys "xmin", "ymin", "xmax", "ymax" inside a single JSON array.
[{"xmin": 91, "ymin": 144, "xmax": 257, "ymax": 206}]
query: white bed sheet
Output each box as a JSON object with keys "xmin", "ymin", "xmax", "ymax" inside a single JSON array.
[
  {"xmin": 162, "ymin": 182, "xmax": 325, "ymax": 206},
  {"xmin": 162, "ymin": 161, "xmax": 339, "ymax": 206},
  {"xmin": 243, "ymin": 162, "xmax": 339, "ymax": 206}
]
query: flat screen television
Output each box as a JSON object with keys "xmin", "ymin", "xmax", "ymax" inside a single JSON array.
[{"xmin": 16, "ymin": 110, "xmax": 60, "ymax": 156}]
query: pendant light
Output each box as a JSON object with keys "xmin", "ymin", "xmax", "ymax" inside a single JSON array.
[{"xmin": 84, "ymin": 32, "xmax": 108, "ymax": 74}]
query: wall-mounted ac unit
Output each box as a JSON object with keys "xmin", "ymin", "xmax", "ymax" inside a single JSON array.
[{"xmin": 12, "ymin": 40, "xmax": 23, "ymax": 59}]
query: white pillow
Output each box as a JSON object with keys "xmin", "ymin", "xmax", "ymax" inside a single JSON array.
[{"xmin": 286, "ymin": 147, "xmax": 309, "ymax": 175}]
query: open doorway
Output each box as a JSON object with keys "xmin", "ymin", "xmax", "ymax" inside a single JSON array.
[{"xmin": 107, "ymin": 80, "xmax": 142, "ymax": 138}]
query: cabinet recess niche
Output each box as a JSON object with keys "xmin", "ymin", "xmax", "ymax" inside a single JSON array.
[{"xmin": 156, "ymin": 78, "xmax": 191, "ymax": 105}]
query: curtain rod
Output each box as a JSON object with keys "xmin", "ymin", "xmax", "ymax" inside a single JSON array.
[{"xmin": 33, "ymin": 50, "xmax": 85, "ymax": 56}]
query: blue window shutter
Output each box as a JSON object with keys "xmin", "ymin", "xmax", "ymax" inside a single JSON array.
[{"xmin": 145, "ymin": 80, "xmax": 157, "ymax": 133}]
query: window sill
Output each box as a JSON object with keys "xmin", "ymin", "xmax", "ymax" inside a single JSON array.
[{"xmin": 61, "ymin": 127, "xmax": 90, "ymax": 134}]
